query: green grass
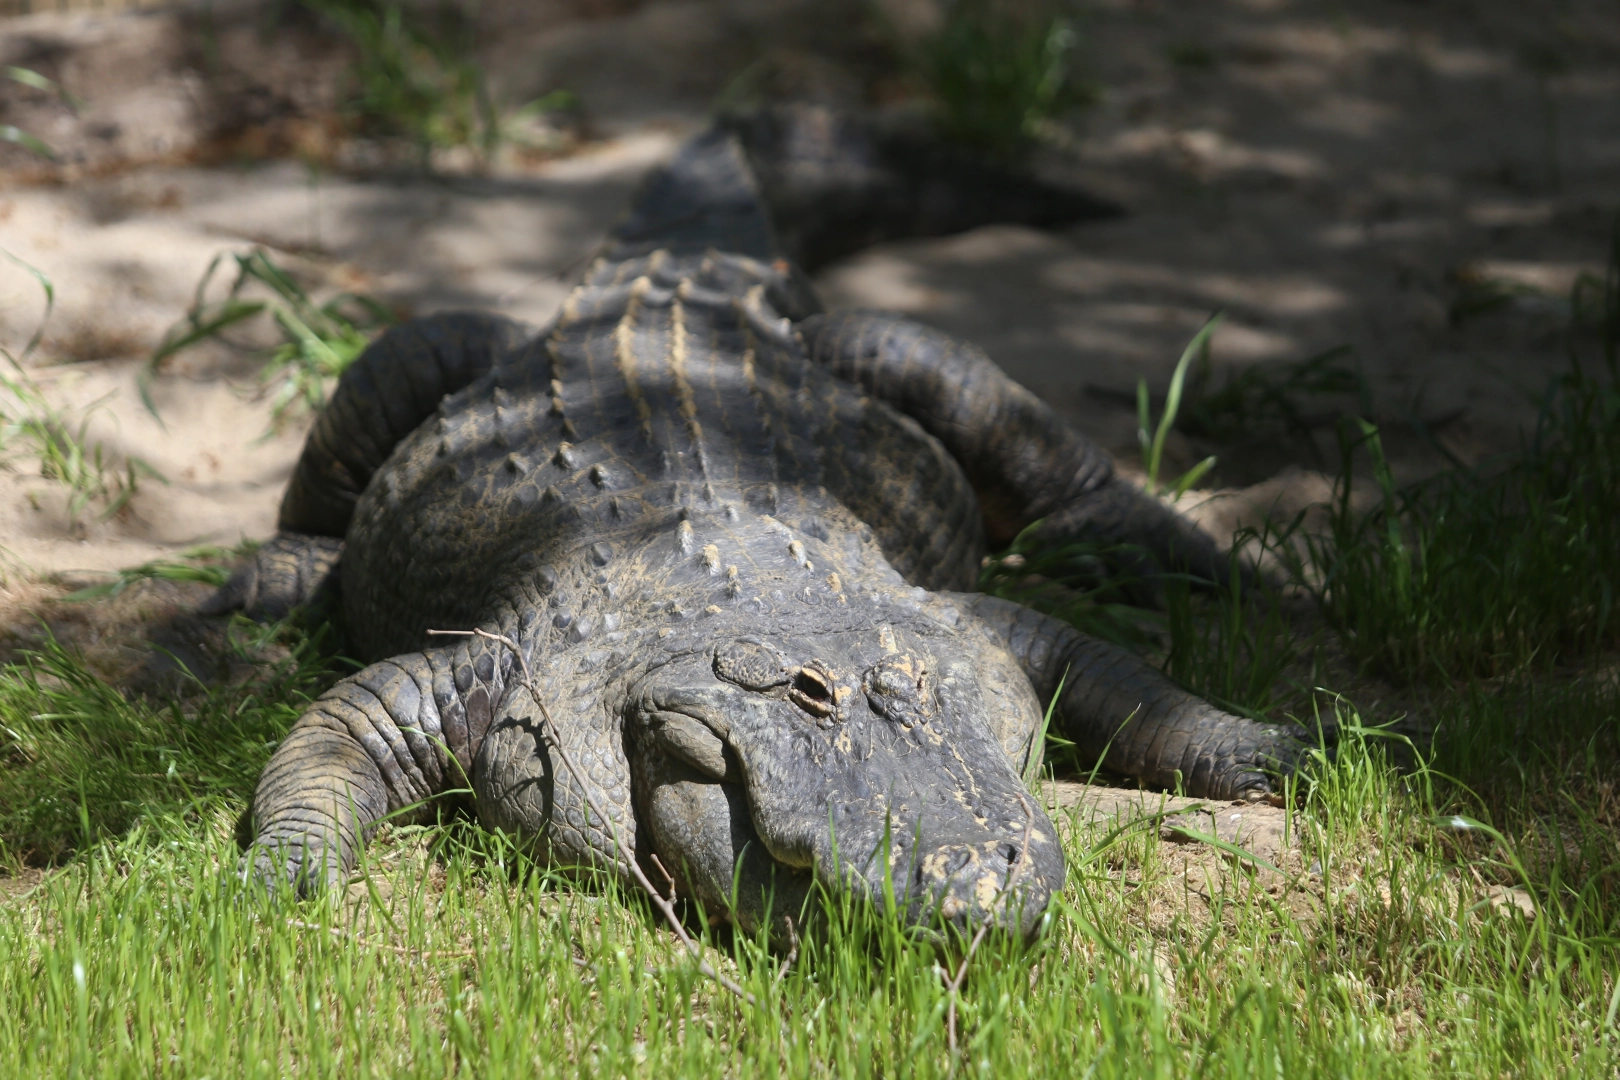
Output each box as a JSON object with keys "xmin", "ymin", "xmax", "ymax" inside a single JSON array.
[
  {"xmin": 1136, "ymin": 313, "xmax": 1221, "ymax": 498},
  {"xmin": 0, "ymin": 365, "xmax": 164, "ymax": 523},
  {"xmin": 1160, "ymin": 546, "xmax": 1308, "ymax": 721},
  {"xmin": 1178, "ymin": 344, "xmax": 1363, "ymax": 445},
  {"xmin": 299, "ymin": 0, "xmax": 579, "ymax": 168},
  {"xmin": 1299, "ymin": 295, "xmax": 1618, "ymax": 683},
  {"xmin": 0, "ymin": 625, "xmax": 337, "ymax": 867},
  {"xmin": 2, "ymin": 65, "xmax": 76, "ymax": 161},
  {"xmin": 55, "ymin": 545, "xmax": 236, "ymax": 604},
  {"xmin": 978, "ymin": 526, "xmax": 1163, "ymax": 648},
  {"xmin": 0, "ymin": 250, "xmax": 163, "ymax": 523},
  {"xmin": 1301, "ymin": 393, "xmax": 1619, "ymax": 681},
  {"xmin": 907, "ymin": 0, "xmax": 1095, "ymax": 161},
  {"xmin": 0, "ymin": 688, "xmax": 1613, "ymax": 1076},
  {"xmin": 143, "ymin": 248, "xmax": 395, "ymax": 431}
]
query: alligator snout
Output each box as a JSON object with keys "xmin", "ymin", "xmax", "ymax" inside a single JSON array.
[
  {"xmin": 628, "ymin": 634, "xmax": 1067, "ymax": 941},
  {"xmin": 890, "ymin": 804, "xmax": 1058, "ymax": 940},
  {"xmin": 918, "ymin": 837, "xmax": 1043, "ymax": 935}
]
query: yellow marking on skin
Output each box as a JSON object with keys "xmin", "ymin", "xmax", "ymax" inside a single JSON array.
[
  {"xmin": 558, "ymin": 287, "xmax": 584, "ymax": 327},
  {"xmin": 667, "ymin": 296, "xmax": 706, "ymax": 452},
  {"xmin": 704, "ymin": 605, "xmax": 722, "ymax": 615},
  {"xmin": 948, "ymin": 744, "xmax": 979, "ymax": 792},
  {"xmin": 922, "ymin": 851, "xmax": 950, "ymax": 882},
  {"xmin": 613, "ymin": 276, "xmax": 655, "ymax": 440},
  {"xmin": 740, "ymin": 331, "xmax": 757, "ymax": 394},
  {"xmin": 877, "ymin": 626, "xmax": 898, "ymax": 653},
  {"xmin": 699, "ymin": 544, "xmax": 721, "ymax": 573},
  {"xmin": 974, "ymin": 870, "xmax": 1000, "ymax": 913},
  {"xmin": 826, "ymin": 572, "xmax": 842, "ymax": 593},
  {"xmin": 741, "ymin": 283, "xmax": 770, "ymax": 326},
  {"xmin": 834, "ymin": 727, "xmax": 852, "ymax": 754},
  {"xmin": 677, "ymin": 519, "xmax": 696, "ymax": 555}
]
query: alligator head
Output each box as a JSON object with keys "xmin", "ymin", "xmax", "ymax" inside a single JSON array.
[{"xmin": 626, "ymin": 627, "xmax": 1066, "ymax": 941}]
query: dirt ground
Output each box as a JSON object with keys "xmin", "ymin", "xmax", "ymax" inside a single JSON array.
[{"xmin": 0, "ymin": 0, "xmax": 1615, "ymax": 588}]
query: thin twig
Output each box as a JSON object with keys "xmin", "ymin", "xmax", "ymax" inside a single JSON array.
[
  {"xmin": 774, "ymin": 914, "xmax": 800, "ymax": 984},
  {"xmin": 428, "ymin": 626, "xmax": 758, "ymax": 1007},
  {"xmin": 650, "ymin": 853, "xmax": 677, "ymax": 902},
  {"xmin": 288, "ymin": 918, "xmax": 477, "ymax": 960},
  {"xmin": 290, "ymin": 916, "xmax": 622, "ymax": 977},
  {"xmin": 944, "ymin": 792, "xmax": 1038, "ymax": 1060}
]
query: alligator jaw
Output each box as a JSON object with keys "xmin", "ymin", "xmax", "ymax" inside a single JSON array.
[{"xmin": 628, "ymin": 635, "xmax": 1066, "ymax": 940}]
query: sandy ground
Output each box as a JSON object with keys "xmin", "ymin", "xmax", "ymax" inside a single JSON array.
[{"xmin": 0, "ymin": 0, "xmax": 1615, "ymax": 598}]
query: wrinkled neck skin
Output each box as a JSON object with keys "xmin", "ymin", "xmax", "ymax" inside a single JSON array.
[{"xmin": 474, "ymin": 500, "xmax": 1066, "ymax": 941}]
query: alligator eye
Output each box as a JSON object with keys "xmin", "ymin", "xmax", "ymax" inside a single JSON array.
[
  {"xmin": 714, "ymin": 640, "xmax": 792, "ymax": 691},
  {"xmin": 789, "ymin": 665, "xmax": 835, "ymax": 718}
]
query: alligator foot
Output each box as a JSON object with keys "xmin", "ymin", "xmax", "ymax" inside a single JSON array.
[{"xmin": 200, "ymin": 532, "xmax": 344, "ymax": 622}]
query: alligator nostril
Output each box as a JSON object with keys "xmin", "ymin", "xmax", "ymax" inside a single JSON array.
[{"xmin": 996, "ymin": 842, "xmax": 1021, "ymax": 868}]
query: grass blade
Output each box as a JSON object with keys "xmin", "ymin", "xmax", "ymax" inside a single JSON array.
[
  {"xmin": 0, "ymin": 124, "xmax": 55, "ymax": 161},
  {"xmin": 0, "ymin": 247, "xmax": 56, "ymax": 359}
]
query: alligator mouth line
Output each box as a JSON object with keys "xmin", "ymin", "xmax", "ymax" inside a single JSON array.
[{"xmin": 641, "ymin": 705, "xmax": 738, "ymax": 783}]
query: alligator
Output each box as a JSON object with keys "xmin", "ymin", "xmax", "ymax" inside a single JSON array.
[{"xmin": 212, "ymin": 109, "xmax": 1307, "ymax": 939}]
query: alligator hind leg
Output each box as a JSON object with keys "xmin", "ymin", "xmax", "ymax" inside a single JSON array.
[
  {"xmin": 203, "ymin": 312, "xmax": 530, "ymax": 620},
  {"xmin": 799, "ymin": 312, "xmax": 1230, "ymax": 584},
  {"xmin": 278, "ymin": 311, "xmax": 532, "ymax": 538},
  {"xmin": 957, "ymin": 593, "xmax": 1308, "ymax": 799},
  {"xmin": 198, "ymin": 533, "xmax": 344, "ymax": 621}
]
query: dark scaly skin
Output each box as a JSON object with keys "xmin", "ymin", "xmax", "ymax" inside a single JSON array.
[
  {"xmin": 796, "ymin": 311, "xmax": 1229, "ymax": 573},
  {"xmin": 957, "ymin": 596, "xmax": 1301, "ymax": 796},
  {"xmin": 717, "ymin": 105, "xmax": 1123, "ymax": 271},
  {"xmin": 223, "ymin": 118, "xmax": 1305, "ymax": 937}
]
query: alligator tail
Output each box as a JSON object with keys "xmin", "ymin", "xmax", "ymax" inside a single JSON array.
[
  {"xmin": 603, "ymin": 126, "xmax": 781, "ymax": 264},
  {"xmin": 608, "ymin": 106, "xmax": 1123, "ymax": 274}
]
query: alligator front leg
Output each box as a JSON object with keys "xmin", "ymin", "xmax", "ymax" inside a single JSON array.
[
  {"xmin": 957, "ymin": 593, "xmax": 1308, "ymax": 799},
  {"xmin": 246, "ymin": 639, "xmax": 503, "ymax": 894},
  {"xmin": 799, "ymin": 311, "xmax": 1231, "ymax": 584}
]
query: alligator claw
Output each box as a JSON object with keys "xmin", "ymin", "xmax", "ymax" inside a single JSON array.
[
  {"xmin": 239, "ymin": 839, "xmax": 343, "ymax": 901},
  {"xmin": 200, "ymin": 533, "xmax": 344, "ymax": 621}
]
